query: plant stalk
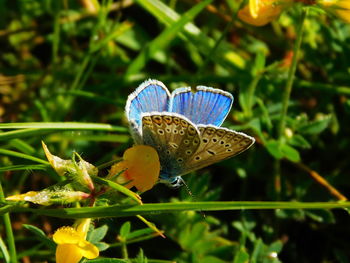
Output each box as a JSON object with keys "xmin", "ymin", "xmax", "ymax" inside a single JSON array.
[{"xmin": 0, "ymin": 178, "xmax": 17, "ymax": 263}]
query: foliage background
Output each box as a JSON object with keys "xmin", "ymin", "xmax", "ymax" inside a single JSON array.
[{"xmin": 1, "ymin": 0, "xmax": 350, "ymax": 262}]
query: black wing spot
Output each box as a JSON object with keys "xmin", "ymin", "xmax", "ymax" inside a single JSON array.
[{"xmin": 207, "ymin": 150, "xmax": 215, "ymax": 156}]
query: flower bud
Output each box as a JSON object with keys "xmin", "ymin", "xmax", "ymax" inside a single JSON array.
[
  {"xmin": 42, "ymin": 141, "xmax": 96, "ymax": 191},
  {"xmin": 6, "ymin": 189, "xmax": 89, "ymax": 206}
]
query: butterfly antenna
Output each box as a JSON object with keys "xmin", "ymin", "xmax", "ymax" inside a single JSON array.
[
  {"xmin": 179, "ymin": 178, "xmax": 206, "ymax": 219},
  {"xmin": 179, "ymin": 177, "xmax": 193, "ymax": 196}
]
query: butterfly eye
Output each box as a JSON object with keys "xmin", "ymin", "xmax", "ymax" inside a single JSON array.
[
  {"xmin": 163, "ymin": 116, "xmax": 172, "ymax": 124},
  {"xmin": 193, "ymin": 138, "xmax": 199, "ymax": 145},
  {"xmin": 173, "ymin": 129, "xmax": 178, "ymax": 134},
  {"xmin": 166, "ymin": 150, "xmax": 171, "ymax": 154},
  {"xmin": 184, "ymin": 139, "xmax": 190, "ymax": 145},
  {"xmin": 165, "ymin": 128, "xmax": 171, "ymax": 133},
  {"xmin": 188, "ymin": 126, "xmax": 197, "ymax": 136},
  {"xmin": 169, "ymin": 142, "xmax": 178, "ymax": 149},
  {"xmin": 180, "ymin": 120, "xmax": 188, "ymax": 127},
  {"xmin": 202, "ymin": 138, "xmax": 209, "ymax": 143},
  {"xmin": 212, "ymin": 138, "xmax": 218, "ymax": 142},
  {"xmin": 220, "ymin": 140, "xmax": 225, "ymax": 144},
  {"xmin": 157, "ymin": 129, "xmax": 165, "ymax": 135},
  {"xmin": 179, "ymin": 130, "xmax": 185, "ymax": 135},
  {"xmin": 177, "ymin": 158, "xmax": 184, "ymax": 163},
  {"xmin": 195, "ymin": 156, "xmax": 201, "ymax": 160},
  {"xmin": 152, "ymin": 116, "xmax": 162, "ymax": 125},
  {"xmin": 207, "ymin": 150, "xmax": 216, "ymax": 156},
  {"xmin": 225, "ymin": 143, "xmax": 231, "ymax": 148},
  {"xmin": 185, "ymin": 150, "xmax": 192, "ymax": 155},
  {"xmin": 217, "ymin": 130, "xmax": 225, "ymax": 136}
]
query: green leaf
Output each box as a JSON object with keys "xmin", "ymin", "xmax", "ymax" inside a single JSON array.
[
  {"xmin": 135, "ymin": 0, "xmax": 245, "ymax": 70},
  {"xmin": 233, "ymin": 248, "xmax": 250, "ymax": 263},
  {"xmin": 0, "ymin": 236, "xmax": 10, "ymax": 263},
  {"xmin": 120, "ymin": 221, "xmax": 131, "ymax": 239},
  {"xmin": 88, "ymin": 224, "xmax": 108, "ymax": 243},
  {"xmin": 280, "ymin": 144, "xmax": 301, "ymax": 162},
  {"xmin": 135, "ymin": 248, "xmax": 148, "ymax": 263},
  {"xmin": 305, "ymin": 209, "xmax": 336, "ymax": 223},
  {"xmin": 265, "ymin": 140, "xmax": 284, "ymax": 159},
  {"xmin": 95, "ymin": 242, "xmax": 110, "ymax": 252},
  {"xmin": 297, "ymin": 116, "xmax": 331, "ymax": 134},
  {"xmin": 126, "ymin": 0, "xmax": 213, "ymax": 77},
  {"xmin": 253, "ymin": 52, "xmax": 266, "ymax": 74},
  {"xmin": 288, "ymin": 134, "xmax": 311, "ymax": 149},
  {"xmin": 201, "ymin": 256, "xmax": 226, "ymax": 263}
]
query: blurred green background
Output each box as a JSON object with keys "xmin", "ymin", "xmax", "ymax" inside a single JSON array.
[{"xmin": 1, "ymin": 0, "xmax": 350, "ymax": 262}]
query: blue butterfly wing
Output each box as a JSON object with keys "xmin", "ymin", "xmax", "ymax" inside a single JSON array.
[
  {"xmin": 169, "ymin": 86, "xmax": 233, "ymax": 126},
  {"xmin": 125, "ymin": 79, "xmax": 170, "ymax": 128}
]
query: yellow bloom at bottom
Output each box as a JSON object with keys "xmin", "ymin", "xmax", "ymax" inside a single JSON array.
[
  {"xmin": 53, "ymin": 219, "xmax": 99, "ymax": 263},
  {"xmin": 109, "ymin": 145, "xmax": 160, "ymax": 192}
]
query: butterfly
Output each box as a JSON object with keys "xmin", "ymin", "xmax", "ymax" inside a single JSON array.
[{"xmin": 125, "ymin": 79, "xmax": 255, "ymax": 187}]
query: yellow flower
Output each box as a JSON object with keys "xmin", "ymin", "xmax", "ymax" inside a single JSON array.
[
  {"xmin": 109, "ymin": 145, "xmax": 160, "ymax": 192},
  {"xmin": 318, "ymin": 0, "xmax": 350, "ymax": 23},
  {"xmin": 53, "ymin": 219, "xmax": 99, "ymax": 263},
  {"xmin": 238, "ymin": 0, "xmax": 292, "ymax": 26}
]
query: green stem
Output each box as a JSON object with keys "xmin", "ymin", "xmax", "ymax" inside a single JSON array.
[
  {"xmin": 274, "ymin": 8, "xmax": 308, "ymax": 199},
  {"xmin": 196, "ymin": 1, "xmax": 244, "ymax": 76},
  {"xmin": 277, "ymin": 8, "xmax": 308, "ymax": 140},
  {"xmin": 121, "ymin": 241, "xmax": 129, "ymax": 259},
  {"xmin": 4, "ymin": 201, "xmax": 350, "ymax": 219},
  {"xmin": 246, "ymin": 72, "xmax": 263, "ymax": 118},
  {"xmin": 0, "ymin": 178, "xmax": 16, "ymax": 263}
]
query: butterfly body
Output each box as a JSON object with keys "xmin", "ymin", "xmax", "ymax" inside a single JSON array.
[{"xmin": 125, "ymin": 79, "xmax": 255, "ymax": 187}]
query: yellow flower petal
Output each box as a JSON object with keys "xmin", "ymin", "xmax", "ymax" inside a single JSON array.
[
  {"xmin": 56, "ymin": 244, "xmax": 83, "ymax": 263},
  {"xmin": 319, "ymin": 0, "xmax": 350, "ymax": 23},
  {"xmin": 238, "ymin": 0, "xmax": 292, "ymax": 26},
  {"xmin": 53, "ymin": 227, "xmax": 82, "ymax": 245},
  {"xmin": 75, "ymin": 218, "xmax": 91, "ymax": 240},
  {"xmin": 110, "ymin": 145, "xmax": 160, "ymax": 192},
  {"xmin": 77, "ymin": 239, "xmax": 100, "ymax": 259}
]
